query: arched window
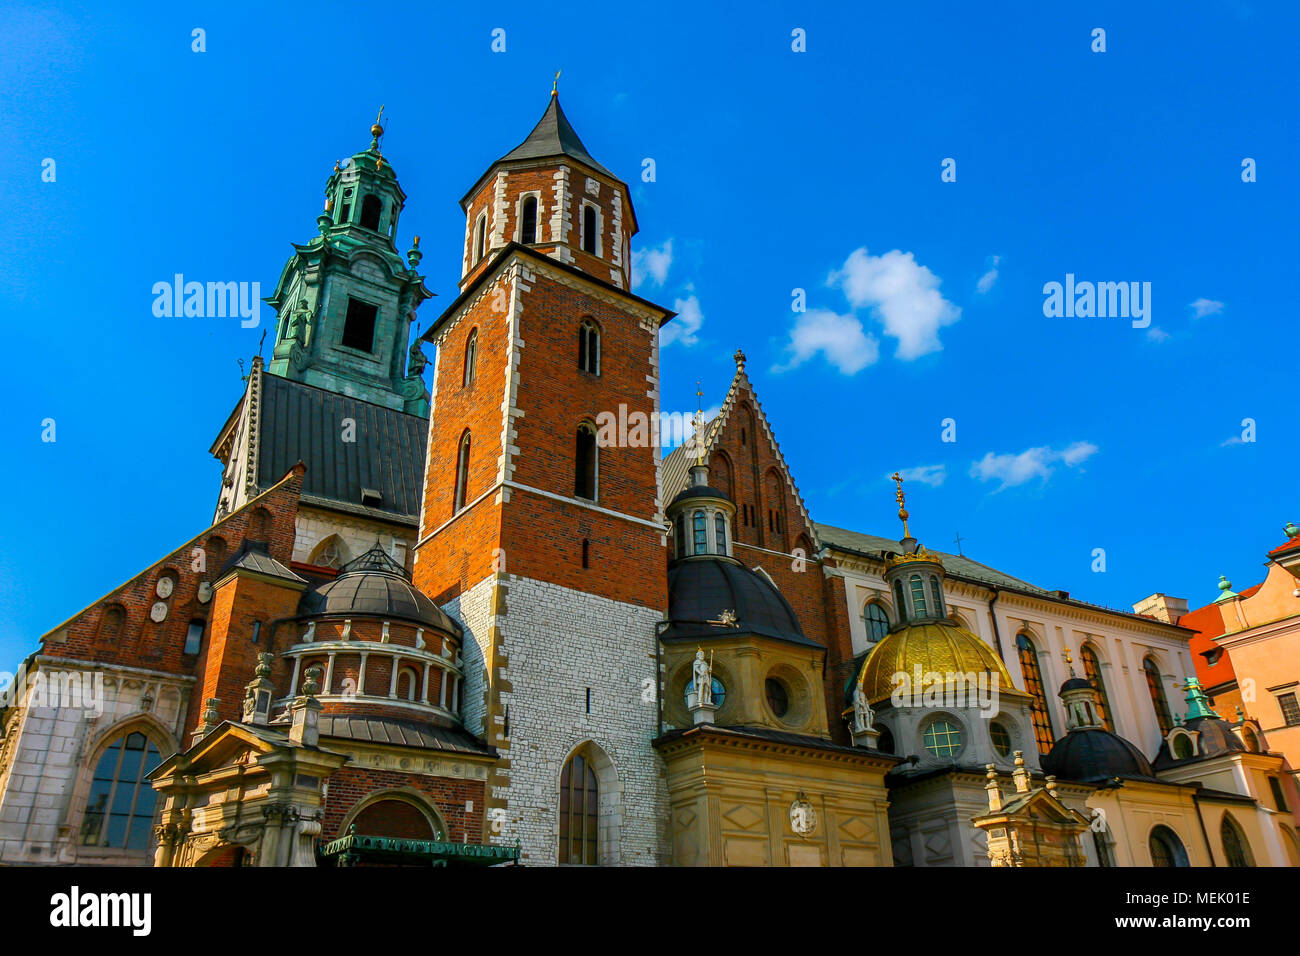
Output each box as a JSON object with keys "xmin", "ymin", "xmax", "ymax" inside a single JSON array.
[
  {"xmin": 863, "ymin": 602, "xmax": 890, "ymax": 643},
  {"xmin": 96, "ymin": 605, "xmax": 125, "ymax": 645},
  {"xmin": 1016, "ymin": 633, "xmax": 1055, "ymax": 754},
  {"xmin": 582, "ymin": 204, "xmax": 598, "ymax": 254},
  {"xmin": 989, "ymin": 721, "xmax": 1012, "ymax": 757},
  {"xmin": 341, "ymin": 297, "xmax": 378, "ymax": 352},
  {"xmin": 693, "ymin": 511, "xmax": 708, "ymax": 555},
  {"xmin": 928, "ymin": 576, "xmax": 944, "ymax": 616},
  {"xmin": 908, "ymin": 575, "xmax": 928, "ymax": 617},
  {"xmin": 397, "ymin": 667, "xmax": 419, "ymax": 702},
  {"xmin": 714, "ymin": 513, "xmax": 727, "ymax": 555},
  {"xmin": 474, "ymin": 212, "xmax": 487, "ymax": 263},
  {"xmin": 309, "ymin": 534, "xmax": 346, "ymax": 569},
  {"xmin": 339, "ymin": 187, "xmax": 353, "ymax": 224},
  {"xmin": 893, "ymin": 580, "xmax": 907, "ymax": 623},
  {"xmin": 520, "ymin": 195, "xmax": 538, "ymax": 244},
  {"xmin": 183, "ymin": 619, "xmax": 204, "ymax": 656},
  {"xmin": 1080, "ymin": 644, "xmax": 1114, "ymax": 731},
  {"xmin": 876, "ymin": 726, "xmax": 895, "ymax": 754},
  {"xmin": 1220, "ymin": 814, "xmax": 1253, "ymax": 867},
  {"xmin": 574, "ymin": 423, "xmax": 597, "ymax": 500},
  {"xmin": 1242, "ymin": 725, "xmax": 1259, "ymax": 752},
  {"xmin": 1149, "ymin": 825, "xmax": 1189, "ymax": 867},
  {"xmin": 558, "ymin": 751, "xmax": 599, "ymax": 864},
  {"xmin": 578, "ymin": 319, "xmax": 601, "ymax": 374},
  {"xmin": 453, "ymin": 431, "xmax": 471, "ymax": 513},
  {"xmin": 1144, "ymin": 658, "xmax": 1174, "ymax": 736},
  {"xmin": 359, "ymin": 194, "xmax": 382, "ymax": 230},
  {"xmin": 352, "ymin": 797, "xmax": 440, "ymax": 840},
  {"xmin": 80, "ymin": 730, "xmax": 162, "ymax": 850},
  {"xmin": 463, "ymin": 328, "xmax": 478, "ymax": 387},
  {"xmin": 205, "ymin": 535, "xmax": 228, "ymax": 571},
  {"xmin": 1173, "ymin": 733, "xmax": 1194, "ymax": 760},
  {"xmin": 250, "ymin": 506, "xmax": 271, "ymax": 539}
]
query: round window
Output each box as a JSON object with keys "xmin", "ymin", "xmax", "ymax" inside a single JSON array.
[
  {"xmin": 765, "ymin": 678, "xmax": 790, "ymax": 718},
  {"xmin": 922, "ymin": 719, "xmax": 964, "ymax": 758},
  {"xmin": 989, "ymin": 721, "xmax": 1012, "ymax": 757},
  {"xmin": 684, "ymin": 677, "xmax": 726, "ymax": 710}
]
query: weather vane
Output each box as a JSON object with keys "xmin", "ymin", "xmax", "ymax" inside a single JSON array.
[{"xmin": 552, "ymin": 69, "xmax": 561, "ymax": 94}]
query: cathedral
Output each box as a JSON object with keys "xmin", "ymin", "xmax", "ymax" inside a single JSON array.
[{"xmin": 0, "ymin": 89, "xmax": 1296, "ymax": 869}]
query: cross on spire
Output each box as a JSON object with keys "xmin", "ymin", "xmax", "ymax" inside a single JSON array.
[{"xmin": 890, "ymin": 471, "xmax": 910, "ymax": 538}]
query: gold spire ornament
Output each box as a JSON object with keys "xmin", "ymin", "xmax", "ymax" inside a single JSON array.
[
  {"xmin": 552, "ymin": 69, "xmax": 561, "ymax": 95},
  {"xmin": 890, "ymin": 471, "xmax": 910, "ymax": 538},
  {"xmin": 371, "ymin": 104, "xmax": 385, "ymax": 139}
]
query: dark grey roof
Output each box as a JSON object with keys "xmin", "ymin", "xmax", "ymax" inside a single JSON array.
[
  {"xmin": 217, "ymin": 541, "xmax": 306, "ymax": 584},
  {"xmin": 1042, "ymin": 728, "xmax": 1158, "ymax": 783},
  {"xmin": 655, "ymin": 723, "xmax": 895, "ymax": 759},
  {"xmin": 668, "ymin": 484, "xmax": 731, "ymax": 508},
  {"xmin": 499, "ymin": 94, "xmax": 615, "ymax": 179},
  {"xmin": 664, "ymin": 557, "xmax": 818, "ymax": 647},
  {"xmin": 816, "ymin": 524, "xmax": 1047, "ymax": 593},
  {"xmin": 300, "ymin": 562, "xmax": 461, "ymax": 636},
  {"xmin": 257, "ymin": 372, "xmax": 426, "ymax": 524},
  {"xmin": 318, "ymin": 714, "xmax": 494, "ymax": 756},
  {"xmin": 1152, "ymin": 715, "xmax": 1247, "ymax": 770}
]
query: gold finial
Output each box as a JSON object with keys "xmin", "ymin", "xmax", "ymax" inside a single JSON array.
[
  {"xmin": 733, "ymin": 348, "xmax": 746, "ymax": 370},
  {"xmin": 552, "ymin": 69, "xmax": 561, "ymax": 95},
  {"xmin": 890, "ymin": 471, "xmax": 910, "ymax": 538},
  {"xmin": 371, "ymin": 104, "xmax": 385, "ymax": 139},
  {"xmin": 692, "ymin": 381, "xmax": 705, "ymax": 466},
  {"xmin": 1064, "ymin": 646, "xmax": 1076, "ymax": 675}
]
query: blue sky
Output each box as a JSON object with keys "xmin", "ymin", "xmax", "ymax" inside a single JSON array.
[{"xmin": 0, "ymin": 1, "xmax": 1294, "ymax": 665}]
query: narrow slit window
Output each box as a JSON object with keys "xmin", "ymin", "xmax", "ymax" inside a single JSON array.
[
  {"xmin": 521, "ymin": 196, "xmax": 538, "ymax": 244},
  {"xmin": 454, "ymin": 431, "xmax": 472, "ymax": 512}
]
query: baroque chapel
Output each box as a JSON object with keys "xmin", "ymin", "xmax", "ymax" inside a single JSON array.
[{"xmin": 0, "ymin": 91, "xmax": 1296, "ymax": 868}]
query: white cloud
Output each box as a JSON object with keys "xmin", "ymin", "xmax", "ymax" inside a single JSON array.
[
  {"xmin": 976, "ymin": 255, "xmax": 1001, "ymax": 294},
  {"xmin": 969, "ymin": 441, "xmax": 1098, "ymax": 490},
  {"xmin": 774, "ymin": 308, "xmax": 879, "ymax": 375},
  {"xmin": 660, "ymin": 293, "xmax": 703, "ymax": 348},
  {"xmin": 1190, "ymin": 298, "xmax": 1224, "ymax": 318},
  {"xmin": 1146, "ymin": 326, "xmax": 1170, "ymax": 343},
  {"xmin": 632, "ymin": 239, "xmax": 673, "ymax": 289},
  {"xmin": 893, "ymin": 464, "xmax": 946, "ymax": 487},
  {"xmin": 830, "ymin": 247, "xmax": 961, "ymax": 360},
  {"xmin": 1220, "ymin": 435, "xmax": 1245, "ymax": 447}
]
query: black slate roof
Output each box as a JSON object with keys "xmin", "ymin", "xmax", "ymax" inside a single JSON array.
[
  {"xmin": 318, "ymin": 714, "xmax": 494, "ymax": 756},
  {"xmin": 257, "ymin": 372, "xmax": 426, "ymax": 525},
  {"xmin": 655, "ymin": 723, "xmax": 895, "ymax": 759},
  {"xmin": 299, "ymin": 558, "xmax": 462, "ymax": 636},
  {"xmin": 217, "ymin": 540, "xmax": 306, "ymax": 584},
  {"xmin": 663, "ymin": 557, "xmax": 818, "ymax": 647},
  {"xmin": 499, "ymin": 94, "xmax": 615, "ymax": 179},
  {"xmin": 1042, "ymin": 728, "xmax": 1158, "ymax": 782}
]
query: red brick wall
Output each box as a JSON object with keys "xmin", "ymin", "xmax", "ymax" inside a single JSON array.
[{"xmin": 321, "ymin": 765, "xmax": 486, "ymax": 843}]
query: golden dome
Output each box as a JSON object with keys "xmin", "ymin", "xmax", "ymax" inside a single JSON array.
[{"xmin": 857, "ymin": 619, "xmax": 1015, "ymax": 705}]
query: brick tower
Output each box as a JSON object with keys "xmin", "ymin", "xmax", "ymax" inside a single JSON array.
[{"xmin": 411, "ymin": 89, "xmax": 676, "ymax": 864}]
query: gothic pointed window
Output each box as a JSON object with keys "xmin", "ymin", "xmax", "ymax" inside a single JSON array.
[
  {"xmin": 558, "ymin": 751, "xmax": 599, "ymax": 865},
  {"xmin": 1220, "ymin": 814, "xmax": 1253, "ymax": 867},
  {"xmin": 360, "ymin": 194, "xmax": 382, "ymax": 230},
  {"xmin": 1149, "ymin": 825, "xmax": 1188, "ymax": 867},
  {"xmin": 463, "ymin": 328, "xmax": 478, "ymax": 387},
  {"xmin": 693, "ymin": 510, "xmax": 708, "ymax": 555},
  {"xmin": 1081, "ymin": 644, "xmax": 1114, "ymax": 731},
  {"xmin": 575, "ymin": 423, "xmax": 597, "ymax": 500},
  {"xmin": 1144, "ymin": 658, "xmax": 1174, "ymax": 736},
  {"xmin": 714, "ymin": 512, "xmax": 727, "ymax": 555},
  {"xmin": 453, "ymin": 431, "xmax": 471, "ymax": 513},
  {"xmin": 1016, "ymin": 633, "xmax": 1056, "ymax": 754},
  {"xmin": 80, "ymin": 730, "xmax": 162, "ymax": 850},
  {"xmin": 342, "ymin": 297, "xmax": 378, "ymax": 352},
  {"xmin": 578, "ymin": 319, "xmax": 601, "ymax": 375},
  {"xmin": 582, "ymin": 204, "xmax": 598, "ymax": 254},
  {"xmin": 520, "ymin": 195, "xmax": 538, "ymax": 244}
]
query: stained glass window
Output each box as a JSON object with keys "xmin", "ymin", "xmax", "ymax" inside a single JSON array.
[
  {"xmin": 1080, "ymin": 644, "xmax": 1114, "ymax": 731},
  {"xmin": 1144, "ymin": 658, "xmax": 1174, "ymax": 736},
  {"xmin": 1016, "ymin": 634, "xmax": 1055, "ymax": 754}
]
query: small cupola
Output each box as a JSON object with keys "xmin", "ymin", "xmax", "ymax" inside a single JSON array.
[
  {"xmin": 666, "ymin": 415, "xmax": 736, "ymax": 561},
  {"xmin": 1059, "ymin": 648, "xmax": 1105, "ymax": 732},
  {"xmin": 880, "ymin": 472, "xmax": 948, "ymax": 624}
]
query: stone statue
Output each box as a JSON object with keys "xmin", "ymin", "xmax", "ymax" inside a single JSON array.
[
  {"xmin": 692, "ymin": 649, "xmax": 712, "ymax": 707},
  {"xmin": 408, "ymin": 336, "xmax": 429, "ymax": 377},
  {"xmin": 852, "ymin": 685, "xmax": 873, "ymax": 733}
]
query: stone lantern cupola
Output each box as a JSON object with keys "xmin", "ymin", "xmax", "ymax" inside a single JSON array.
[
  {"xmin": 880, "ymin": 472, "xmax": 948, "ymax": 625},
  {"xmin": 666, "ymin": 415, "xmax": 736, "ymax": 562}
]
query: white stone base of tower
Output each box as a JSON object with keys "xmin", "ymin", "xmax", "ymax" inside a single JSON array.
[{"xmin": 446, "ymin": 573, "xmax": 669, "ymax": 866}]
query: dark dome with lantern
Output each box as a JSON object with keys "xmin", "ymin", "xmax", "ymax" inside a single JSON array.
[
  {"xmin": 663, "ymin": 557, "xmax": 815, "ymax": 647},
  {"xmin": 1042, "ymin": 728, "xmax": 1157, "ymax": 782},
  {"xmin": 299, "ymin": 544, "xmax": 461, "ymax": 637}
]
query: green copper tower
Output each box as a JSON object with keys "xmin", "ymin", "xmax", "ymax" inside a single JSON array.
[{"xmin": 266, "ymin": 108, "xmax": 433, "ymax": 415}]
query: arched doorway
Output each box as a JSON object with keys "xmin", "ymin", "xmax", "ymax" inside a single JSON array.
[{"xmin": 348, "ymin": 794, "xmax": 443, "ymax": 841}]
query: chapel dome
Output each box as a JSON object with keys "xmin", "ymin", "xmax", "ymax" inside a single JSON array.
[
  {"xmin": 299, "ymin": 545, "xmax": 461, "ymax": 637},
  {"xmin": 662, "ymin": 557, "xmax": 813, "ymax": 646},
  {"xmin": 856, "ymin": 619, "xmax": 1014, "ymax": 705},
  {"xmin": 1042, "ymin": 727, "xmax": 1157, "ymax": 782}
]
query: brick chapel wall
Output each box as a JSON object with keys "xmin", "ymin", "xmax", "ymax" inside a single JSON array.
[{"xmin": 319, "ymin": 765, "xmax": 486, "ymax": 844}]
